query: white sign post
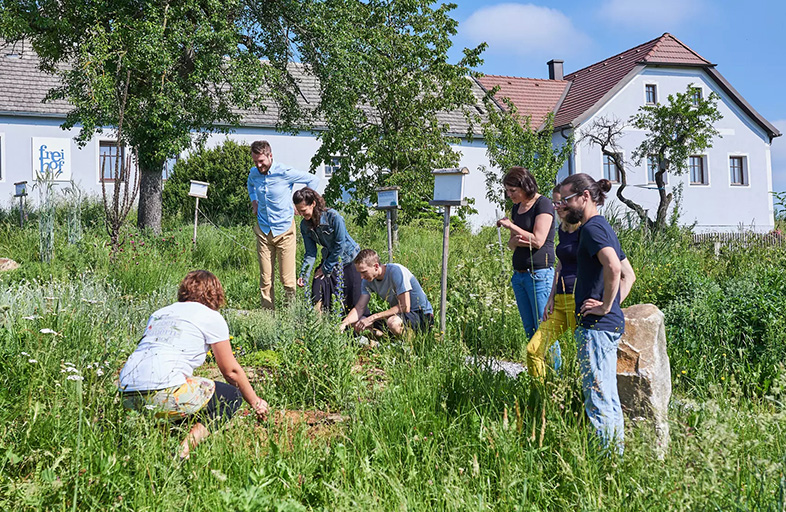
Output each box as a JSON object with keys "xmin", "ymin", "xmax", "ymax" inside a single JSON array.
[
  {"xmin": 14, "ymin": 181, "xmax": 28, "ymax": 228},
  {"xmin": 429, "ymin": 167, "xmax": 469, "ymax": 332},
  {"xmin": 376, "ymin": 186, "xmax": 400, "ymax": 263},
  {"xmin": 188, "ymin": 180, "xmax": 209, "ymax": 244}
]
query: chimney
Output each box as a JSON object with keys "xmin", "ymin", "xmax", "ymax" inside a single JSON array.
[{"xmin": 547, "ymin": 59, "xmax": 564, "ymax": 81}]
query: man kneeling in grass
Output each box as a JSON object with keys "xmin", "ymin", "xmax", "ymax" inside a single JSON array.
[{"xmin": 340, "ymin": 249, "xmax": 434, "ymax": 339}]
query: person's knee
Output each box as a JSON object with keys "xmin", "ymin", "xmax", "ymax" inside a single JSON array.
[
  {"xmin": 386, "ymin": 316, "xmax": 404, "ymax": 335},
  {"xmin": 526, "ymin": 337, "xmax": 541, "ymax": 358}
]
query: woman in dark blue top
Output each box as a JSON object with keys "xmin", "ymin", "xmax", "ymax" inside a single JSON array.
[
  {"xmin": 525, "ymin": 185, "xmax": 581, "ymax": 377},
  {"xmin": 294, "ymin": 188, "xmax": 366, "ymax": 315}
]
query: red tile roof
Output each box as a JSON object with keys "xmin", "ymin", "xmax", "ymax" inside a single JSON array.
[
  {"xmin": 475, "ymin": 75, "xmax": 568, "ymax": 127},
  {"xmin": 554, "ymin": 33, "xmax": 712, "ymax": 128}
]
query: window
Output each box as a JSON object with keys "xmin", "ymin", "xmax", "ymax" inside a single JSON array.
[
  {"xmin": 691, "ymin": 87, "xmax": 703, "ymax": 106},
  {"xmin": 646, "ymin": 155, "xmax": 667, "ymax": 184},
  {"xmin": 645, "ymin": 84, "xmax": 657, "ymax": 105},
  {"xmin": 162, "ymin": 156, "xmax": 178, "ymax": 181},
  {"xmin": 729, "ymin": 156, "xmax": 748, "ymax": 186},
  {"xmin": 99, "ymin": 141, "xmax": 126, "ymax": 182},
  {"xmin": 602, "ymin": 152, "xmax": 621, "ymax": 183},
  {"xmin": 324, "ymin": 156, "xmax": 341, "ymax": 177},
  {"xmin": 689, "ymin": 155, "xmax": 707, "ymax": 185}
]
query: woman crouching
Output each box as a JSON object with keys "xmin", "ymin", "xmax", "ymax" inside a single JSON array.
[{"xmin": 118, "ymin": 270, "xmax": 268, "ymax": 459}]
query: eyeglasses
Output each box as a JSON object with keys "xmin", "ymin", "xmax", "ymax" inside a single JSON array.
[{"xmin": 552, "ymin": 192, "xmax": 579, "ymax": 207}]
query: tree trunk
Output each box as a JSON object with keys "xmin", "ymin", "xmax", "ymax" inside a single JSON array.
[
  {"xmin": 137, "ymin": 166, "xmax": 163, "ymax": 234},
  {"xmin": 652, "ymin": 159, "xmax": 673, "ymax": 231},
  {"xmin": 612, "ymin": 154, "xmax": 653, "ymax": 231}
]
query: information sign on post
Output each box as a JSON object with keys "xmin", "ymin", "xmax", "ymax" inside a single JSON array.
[
  {"xmin": 429, "ymin": 167, "xmax": 469, "ymax": 334},
  {"xmin": 14, "ymin": 181, "xmax": 28, "ymax": 228},
  {"xmin": 188, "ymin": 180, "xmax": 209, "ymax": 243},
  {"xmin": 376, "ymin": 186, "xmax": 400, "ymax": 263}
]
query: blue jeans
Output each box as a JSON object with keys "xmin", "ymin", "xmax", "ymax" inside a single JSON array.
[
  {"xmin": 576, "ymin": 326, "xmax": 624, "ymax": 455},
  {"xmin": 511, "ymin": 268, "xmax": 562, "ymax": 372}
]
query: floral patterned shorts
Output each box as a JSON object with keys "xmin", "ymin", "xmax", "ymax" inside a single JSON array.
[{"xmin": 121, "ymin": 376, "xmax": 215, "ymax": 420}]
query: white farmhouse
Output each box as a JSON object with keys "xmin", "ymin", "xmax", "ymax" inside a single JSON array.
[
  {"xmin": 0, "ymin": 33, "xmax": 780, "ymax": 232},
  {"xmin": 478, "ymin": 33, "xmax": 781, "ymax": 232}
]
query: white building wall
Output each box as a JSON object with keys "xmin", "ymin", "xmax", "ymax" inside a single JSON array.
[
  {"xmin": 573, "ymin": 67, "xmax": 774, "ymax": 233},
  {"xmin": 0, "ymin": 119, "xmax": 497, "ymax": 230}
]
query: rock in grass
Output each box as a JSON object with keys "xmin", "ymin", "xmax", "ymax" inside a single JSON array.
[
  {"xmin": 465, "ymin": 356, "xmax": 526, "ymax": 379},
  {"xmin": 618, "ymin": 303, "xmax": 672, "ymax": 458},
  {"xmin": 0, "ymin": 258, "xmax": 19, "ymax": 271}
]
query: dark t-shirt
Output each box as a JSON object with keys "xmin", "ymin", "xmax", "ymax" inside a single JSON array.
[
  {"xmin": 555, "ymin": 226, "xmax": 579, "ymax": 294},
  {"xmin": 511, "ymin": 195, "xmax": 555, "ymax": 271},
  {"xmin": 574, "ymin": 215, "xmax": 627, "ymax": 332}
]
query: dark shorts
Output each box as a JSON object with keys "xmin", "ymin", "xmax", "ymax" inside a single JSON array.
[{"xmin": 371, "ymin": 309, "xmax": 434, "ymax": 333}]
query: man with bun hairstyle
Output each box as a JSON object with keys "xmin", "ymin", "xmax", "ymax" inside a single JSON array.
[
  {"xmin": 559, "ymin": 173, "xmax": 636, "ymax": 455},
  {"xmin": 339, "ymin": 249, "xmax": 434, "ymax": 339}
]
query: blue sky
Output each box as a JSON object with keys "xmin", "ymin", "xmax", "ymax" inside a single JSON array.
[{"xmin": 445, "ymin": 0, "xmax": 786, "ymax": 193}]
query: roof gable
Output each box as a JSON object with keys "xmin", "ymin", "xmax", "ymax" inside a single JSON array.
[{"xmin": 553, "ymin": 33, "xmax": 713, "ymax": 128}]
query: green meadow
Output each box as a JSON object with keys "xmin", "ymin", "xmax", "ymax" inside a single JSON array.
[{"xmin": 0, "ymin": 203, "xmax": 785, "ymax": 511}]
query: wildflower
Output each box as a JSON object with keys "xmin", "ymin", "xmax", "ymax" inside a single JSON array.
[
  {"xmin": 28, "ymin": 359, "xmax": 37, "ymax": 364},
  {"xmin": 64, "ymin": 362, "xmax": 75, "ymax": 367},
  {"xmin": 22, "ymin": 315, "xmax": 42, "ymax": 320},
  {"xmin": 39, "ymin": 328, "xmax": 60, "ymax": 335},
  {"xmin": 681, "ymin": 370, "xmax": 687, "ymax": 375},
  {"xmin": 66, "ymin": 375, "xmax": 84, "ymax": 381},
  {"xmin": 96, "ymin": 369, "xmax": 105, "ymax": 377},
  {"xmin": 144, "ymin": 404, "xmax": 156, "ymax": 410},
  {"xmin": 21, "ymin": 351, "xmax": 30, "ymax": 356}
]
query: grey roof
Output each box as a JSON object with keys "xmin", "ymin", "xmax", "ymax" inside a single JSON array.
[{"xmin": 0, "ymin": 47, "xmax": 489, "ymax": 137}]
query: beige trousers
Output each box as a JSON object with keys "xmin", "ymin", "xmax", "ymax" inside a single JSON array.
[{"xmin": 253, "ymin": 221, "xmax": 297, "ymax": 310}]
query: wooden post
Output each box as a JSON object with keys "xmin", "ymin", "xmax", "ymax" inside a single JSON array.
[
  {"xmin": 438, "ymin": 205, "xmax": 451, "ymax": 331},
  {"xmin": 386, "ymin": 209, "xmax": 393, "ymax": 263},
  {"xmin": 18, "ymin": 195, "xmax": 24, "ymax": 228},
  {"xmin": 193, "ymin": 197, "xmax": 199, "ymax": 244}
]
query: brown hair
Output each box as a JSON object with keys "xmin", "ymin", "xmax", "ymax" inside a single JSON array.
[
  {"xmin": 502, "ymin": 167, "xmax": 538, "ymax": 199},
  {"xmin": 560, "ymin": 173, "xmax": 613, "ymax": 206},
  {"xmin": 178, "ymin": 270, "xmax": 226, "ymax": 310},
  {"xmin": 354, "ymin": 249, "xmax": 380, "ymax": 267},
  {"xmin": 250, "ymin": 140, "xmax": 271, "ymax": 155},
  {"xmin": 292, "ymin": 187, "xmax": 326, "ymax": 230}
]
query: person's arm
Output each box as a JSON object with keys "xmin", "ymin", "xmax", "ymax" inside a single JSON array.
[
  {"xmin": 298, "ymin": 224, "xmax": 318, "ymax": 287},
  {"xmin": 247, "ymin": 173, "xmax": 258, "ymax": 216},
  {"xmin": 580, "ymin": 246, "xmax": 622, "ymax": 316},
  {"xmin": 211, "ymin": 339, "xmax": 268, "ymax": 420},
  {"xmin": 288, "ymin": 167, "xmax": 321, "ymax": 190},
  {"xmin": 340, "ymin": 293, "xmax": 371, "ymax": 332},
  {"xmin": 513, "ymin": 213, "xmax": 554, "ymax": 249},
  {"xmin": 619, "ymin": 257, "xmax": 636, "ymax": 304},
  {"xmin": 542, "ymin": 261, "xmax": 562, "ymax": 321},
  {"xmin": 321, "ymin": 212, "xmax": 350, "ymax": 275},
  {"xmin": 354, "ymin": 291, "xmax": 410, "ymax": 332}
]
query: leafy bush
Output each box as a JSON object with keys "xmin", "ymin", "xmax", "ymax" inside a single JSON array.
[{"xmin": 163, "ymin": 140, "xmax": 254, "ymax": 226}]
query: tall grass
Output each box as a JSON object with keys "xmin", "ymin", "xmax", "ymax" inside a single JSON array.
[{"xmin": 0, "ymin": 202, "xmax": 784, "ymax": 509}]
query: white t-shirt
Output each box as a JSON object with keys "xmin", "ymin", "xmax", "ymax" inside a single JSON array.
[{"xmin": 118, "ymin": 302, "xmax": 229, "ymax": 391}]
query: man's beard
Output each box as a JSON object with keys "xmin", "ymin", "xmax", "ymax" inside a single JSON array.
[{"xmin": 564, "ymin": 205, "xmax": 583, "ymax": 225}]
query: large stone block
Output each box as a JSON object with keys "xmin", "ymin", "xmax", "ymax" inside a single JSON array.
[{"xmin": 618, "ymin": 303, "xmax": 671, "ymax": 457}]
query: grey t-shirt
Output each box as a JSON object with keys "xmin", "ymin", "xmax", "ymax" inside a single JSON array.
[{"xmin": 361, "ymin": 263, "xmax": 433, "ymax": 315}]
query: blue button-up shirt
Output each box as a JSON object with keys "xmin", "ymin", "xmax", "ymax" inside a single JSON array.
[{"xmin": 247, "ymin": 161, "xmax": 321, "ymax": 236}]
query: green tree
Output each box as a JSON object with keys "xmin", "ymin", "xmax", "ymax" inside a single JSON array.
[
  {"xmin": 480, "ymin": 95, "xmax": 572, "ymax": 212},
  {"xmin": 1, "ymin": 0, "xmax": 320, "ymax": 234},
  {"xmin": 629, "ymin": 84, "xmax": 722, "ymax": 231},
  {"xmin": 162, "ymin": 140, "xmax": 253, "ymax": 225},
  {"xmin": 310, "ymin": 0, "xmax": 485, "ymax": 225}
]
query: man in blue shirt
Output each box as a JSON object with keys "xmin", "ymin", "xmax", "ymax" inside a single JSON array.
[
  {"xmin": 339, "ymin": 249, "xmax": 434, "ymax": 339},
  {"xmin": 560, "ymin": 173, "xmax": 636, "ymax": 455},
  {"xmin": 247, "ymin": 140, "xmax": 320, "ymax": 310}
]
